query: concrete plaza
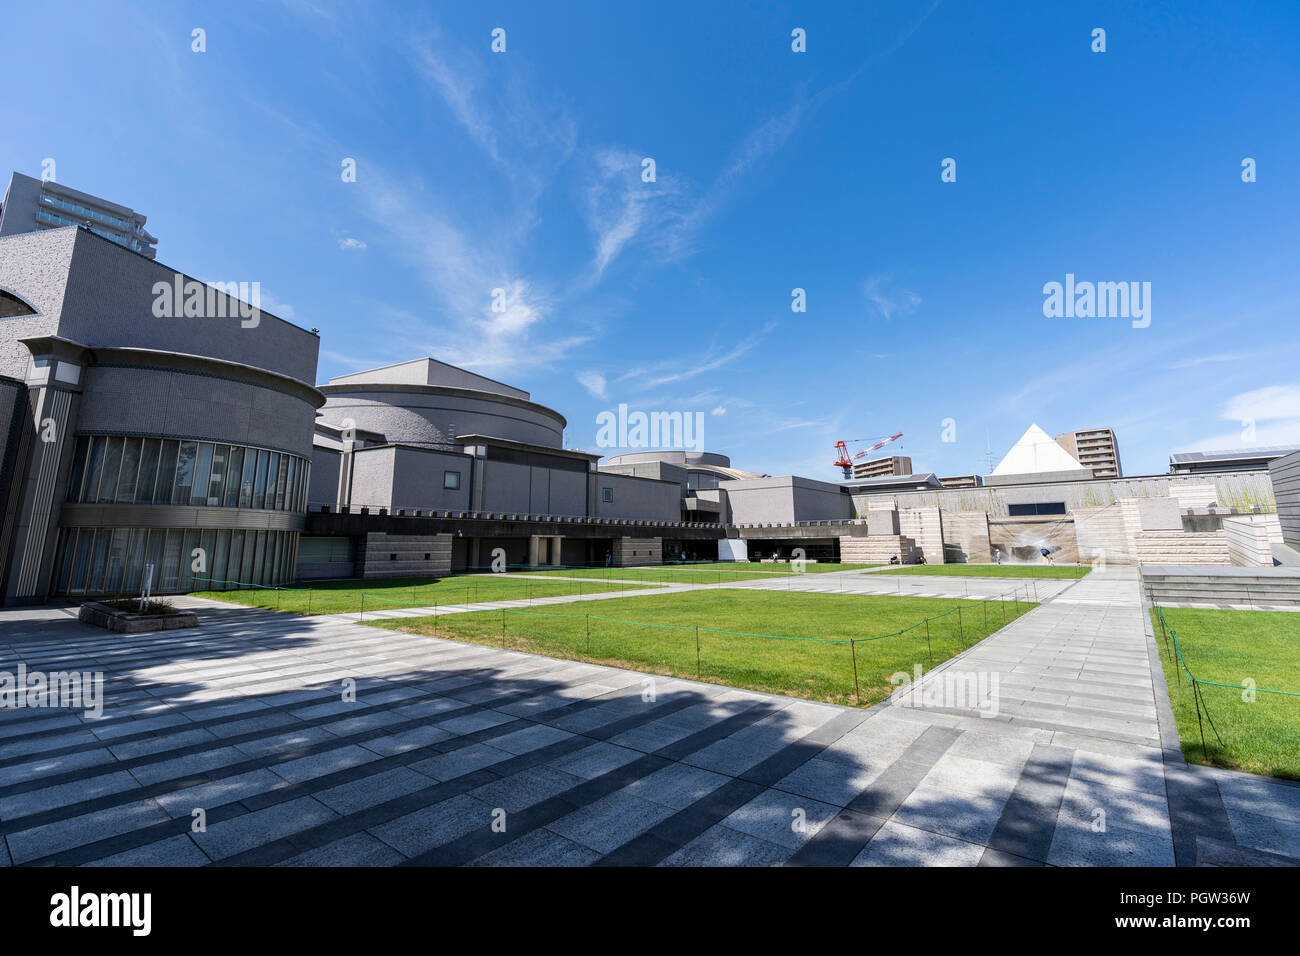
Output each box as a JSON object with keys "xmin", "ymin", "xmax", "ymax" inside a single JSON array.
[{"xmin": 1, "ymin": 568, "xmax": 1297, "ymax": 866}]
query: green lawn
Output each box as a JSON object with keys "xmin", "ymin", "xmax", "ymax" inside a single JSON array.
[
  {"xmin": 190, "ymin": 573, "xmax": 658, "ymax": 615},
  {"xmin": 875, "ymin": 564, "xmax": 1091, "ymax": 579},
  {"xmin": 1150, "ymin": 607, "xmax": 1300, "ymax": 780},
  {"xmin": 524, "ymin": 562, "xmax": 881, "ymax": 587},
  {"xmin": 373, "ymin": 588, "xmax": 1036, "ymax": 708}
]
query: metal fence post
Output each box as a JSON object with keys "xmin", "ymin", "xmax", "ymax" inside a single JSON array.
[
  {"xmin": 501, "ymin": 608, "xmax": 506, "ymax": 647},
  {"xmin": 850, "ymin": 639, "xmax": 861, "ymax": 706},
  {"xmin": 957, "ymin": 605, "xmax": 963, "ymax": 644},
  {"xmin": 695, "ymin": 625, "xmax": 701, "ymax": 679},
  {"xmin": 586, "ymin": 613, "xmax": 591, "ymax": 655},
  {"xmin": 925, "ymin": 618, "xmax": 933, "ymax": 663}
]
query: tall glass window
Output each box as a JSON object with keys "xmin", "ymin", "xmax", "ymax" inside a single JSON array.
[
  {"xmin": 207, "ymin": 444, "xmax": 228, "ymax": 506},
  {"xmin": 87, "ymin": 530, "xmax": 111, "ymax": 593},
  {"xmin": 135, "ymin": 439, "xmax": 160, "ymax": 504},
  {"xmin": 81, "ymin": 437, "xmax": 105, "ymax": 504},
  {"xmin": 224, "ymin": 446, "xmax": 244, "ymax": 507},
  {"xmin": 97, "ymin": 437, "xmax": 123, "ymax": 503},
  {"xmin": 253, "ymin": 451, "xmax": 270, "ymax": 509},
  {"xmin": 104, "ymin": 528, "xmax": 129, "ymax": 594},
  {"xmin": 69, "ymin": 530, "xmax": 94, "ymax": 594},
  {"xmin": 239, "ymin": 449, "xmax": 257, "ymax": 508},
  {"xmin": 67, "ymin": 436, "xmax": 89, "ymax": 503},
  {"xmin": 178, "ymin": 530, "xmax": 200, "ymax": 592},
  {"xmin": 274, "ymin": 454, "xmax": 289, "ymax": 510},
  {"xmin": 213, "ymin": 530, "xmax": 230, "ymax": 588},
  {"xmin": 154, "ymin": 441, "xmax": 179, "ymax": 504},
  {"xmin": 123, "ymin": 529, "xmax": 147, "ymax": 593},
  {"xmin": 116, "ymin": 438, "xmax": 142, "ymax": 503},
  {"xmin": 143, "ymin": 530, "xmax": 166, "ymax": 591},
  {"xmin": 189, "ymin": 443, "xmax": 213, "ymax": 507},
  {"xmin": 171, "ymin": 441, "xmax": 197, "ymax": 505},
  {"xmin": 161, "ymin": 530, "xmax": 182, "ymax": 591},
  {"xmin": 227, "ymin": 531, "xmax": 245, "ymax": 587}
]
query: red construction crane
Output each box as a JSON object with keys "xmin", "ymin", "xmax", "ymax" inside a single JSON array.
[{"xmin": 833, "ymin": 433, "xmax": 904, "ymax": 478}]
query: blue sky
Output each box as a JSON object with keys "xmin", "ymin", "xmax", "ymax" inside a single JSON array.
[{"xmin": 5, "ymin": 0, "xmax": 1299, "ymax": 479}]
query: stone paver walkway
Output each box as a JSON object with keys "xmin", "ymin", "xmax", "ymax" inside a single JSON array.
[{"xmin": 0, "ymin": 567, "xmax": 1295, "ymax": 866}]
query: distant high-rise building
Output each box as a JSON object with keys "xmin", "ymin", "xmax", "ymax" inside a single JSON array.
[
  {"xmin": 0, "ymin": 171, "xmax": 157, "ymax": 259},
  {"xmin": 1055, "ymin": 427, "xmax": 1121, "ymax": 478},
  {"xmin": 851, "ymin": 455, "xmax": 913, "ymax": 479}
]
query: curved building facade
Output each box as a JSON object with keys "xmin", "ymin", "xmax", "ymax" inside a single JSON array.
[
  {"xmin": 317, "ymin": 359, "xmax": 566, "ymax": 451},
  {"xmin": 0, "ymin": 226, "xmax": 323, "ymax": 602}
]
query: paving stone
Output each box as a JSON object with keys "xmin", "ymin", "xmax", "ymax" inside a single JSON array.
[
  {"xmin": 190, "ymin": 796, "xmax": 339, "ymax": 861},
  {"xmin": 468, "ymin": 828, "xmax": 601, "ymax": 867},
  {"xmin": 546, "ymin": 742, "xmax": 644, "ymax": 779},
  {"xmin": 7, "ymin": 798, "xmax": 172, "ymax": 864},
  {"xmin": 268, "ymin": 745, "xmax": 383, "ymax": 784},
  {"xmin": 852, "ymin": 821, "xmax": 984, "ymax": 867},
  {"xmin": 621, "ymin": 763, "xmax": 730, "ymax": 810},
  {"xmin": 153, "ymin": 769, "xmax": 287, "ymax": 818},
  {"xmin": 774, "ymin": 756, "xmax": 882, "ymax": 807},
  {"xmin": 660, "ymin": 823, "xmax": 792, "ymax": 867},
  {"xmin": 892, "ymin": 785, "xmax": 1008, "ymax": 845},
  {"xmin": 85, "ymin": 833, "xmax": 211, "ymax": 867},
  {"xmin": 1046, "ymin": 821, "xmax": 1175, "ymax": 867},
  {"xmin": 548, "ymin": 791, "xmax": 678, "ymax": 854},
  {"xmin": 368, "ymin": 794, "xmax": 496, "ymax": 858},
  {"xmin": 469, "ymin": 766, "xmax": 585, "ymax": 813},
  {"xmin": 314, "ymin": 768, "xmax": 434, "ymax": 815},
  {"xmin": 276, "ymin": 832, "xmax": 405, "ymax": 867},
  {"xmin": 406, "ymin": 744, "xmax": 513, "ymax": 782},
  {"xmin": 722, "ymin": 789, "xmax": 839, "ymax": 849}
]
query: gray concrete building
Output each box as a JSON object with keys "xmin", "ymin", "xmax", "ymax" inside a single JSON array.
[
  {"xmin": 1055, "ymin": 426, "xmax": 1122, "ymax": 478},
  {"xmin": 0, "ymin": 226, "xmax": 321, "ymax": 603},
  {"xmin": 850, "ymin": 455, "xmax": 912, "ymax": 479},
  {"xmin": 1170, "ymin": 446, "xmax": 1299, "ymax": 475},
  {"xmin": 0, "ymin": 172, "xmax": 158, "ymax": 259}
]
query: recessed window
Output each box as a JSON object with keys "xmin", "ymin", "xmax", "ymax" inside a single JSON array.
[
  {"xmin": 443, "ymin": 470, "xmax": 461, "ymax": 490},
  {"xmin": 1008, "ymin": 502, "xmax": 1067, "ymax": 517},
  {"xmin": 602, "ymin": 487, "xmax": 613, "ymax": 503},
  {"xmin": 0, "ymin": 288, "xmax": 38, "ymax": 318}
]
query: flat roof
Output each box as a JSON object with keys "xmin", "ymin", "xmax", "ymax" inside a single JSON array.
[{"xmin": 1170, "ymin": 446, "xmax": 1300, "ymax": 464}]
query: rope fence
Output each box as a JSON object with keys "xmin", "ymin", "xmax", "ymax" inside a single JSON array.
[
  {"xmin": 370, "ymin": 582, "xmax": 1039, "ymax": 707},
  {"xmin": 1148, "ymin": 585, "xmax": 1299, "ymax": 771}
]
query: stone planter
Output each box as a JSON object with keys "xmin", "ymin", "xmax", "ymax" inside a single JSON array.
[{"xmin": 78, "ymin": 602, "xmax": 198, "ymax": 633}]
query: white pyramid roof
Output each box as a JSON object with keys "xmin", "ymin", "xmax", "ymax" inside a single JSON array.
[{"xmin": 991, "ymin": 424, "xmax": 1091, "ymax": 476}]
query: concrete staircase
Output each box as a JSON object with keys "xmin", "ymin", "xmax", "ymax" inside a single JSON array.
[
  {"xmin": 1133, "ymin": 531, "xmax": 1231, "ymax": 566},
  {"xmin": 357, "ymin": 533, "xmax": 453, "ymax": 579},
  {"xmin": 1142, "ymin": 568, "xmax": 1300, "ymax": 608},
  {"xmin": 839, "ymin": 534, "xmax": 921, "ymax": 565}
]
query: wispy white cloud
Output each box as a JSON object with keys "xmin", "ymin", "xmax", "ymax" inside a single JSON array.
[
  {"xmin": 662, "ymin": 102, "xmax": 804, "ymax": 259},
  {"xmin": 1221, "ymin": 384, "xmax": 1300, "ymax": 423},
  {"xmin": 258, "ymin": 289, "xmax": 296, "ymax": 320},
  {"xmin": 338, "ymin": 237, "xmax": 367, "ymax": 250},
  {"xmin": 618, "ymin": 323, "xmax": 776, "ymax": 389},
  {"xmin": 579, "ymin": 148, "xmax": 682, "ymax": 280},
  {"xmin": 1176, "ymin": 384, "xmax": 1300, "ymax": 450},
  {"xmin": 862, "ymin": 275, "xmax": 921, "ymax": 320},
  {"xmin": 577, "ymin": 370, "xmax": 608, "ymax": 400}
]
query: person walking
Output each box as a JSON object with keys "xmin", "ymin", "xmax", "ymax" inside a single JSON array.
[{"xmin": 1040, "ymin": 546, "xmax": 1054, "ymax": 566}]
